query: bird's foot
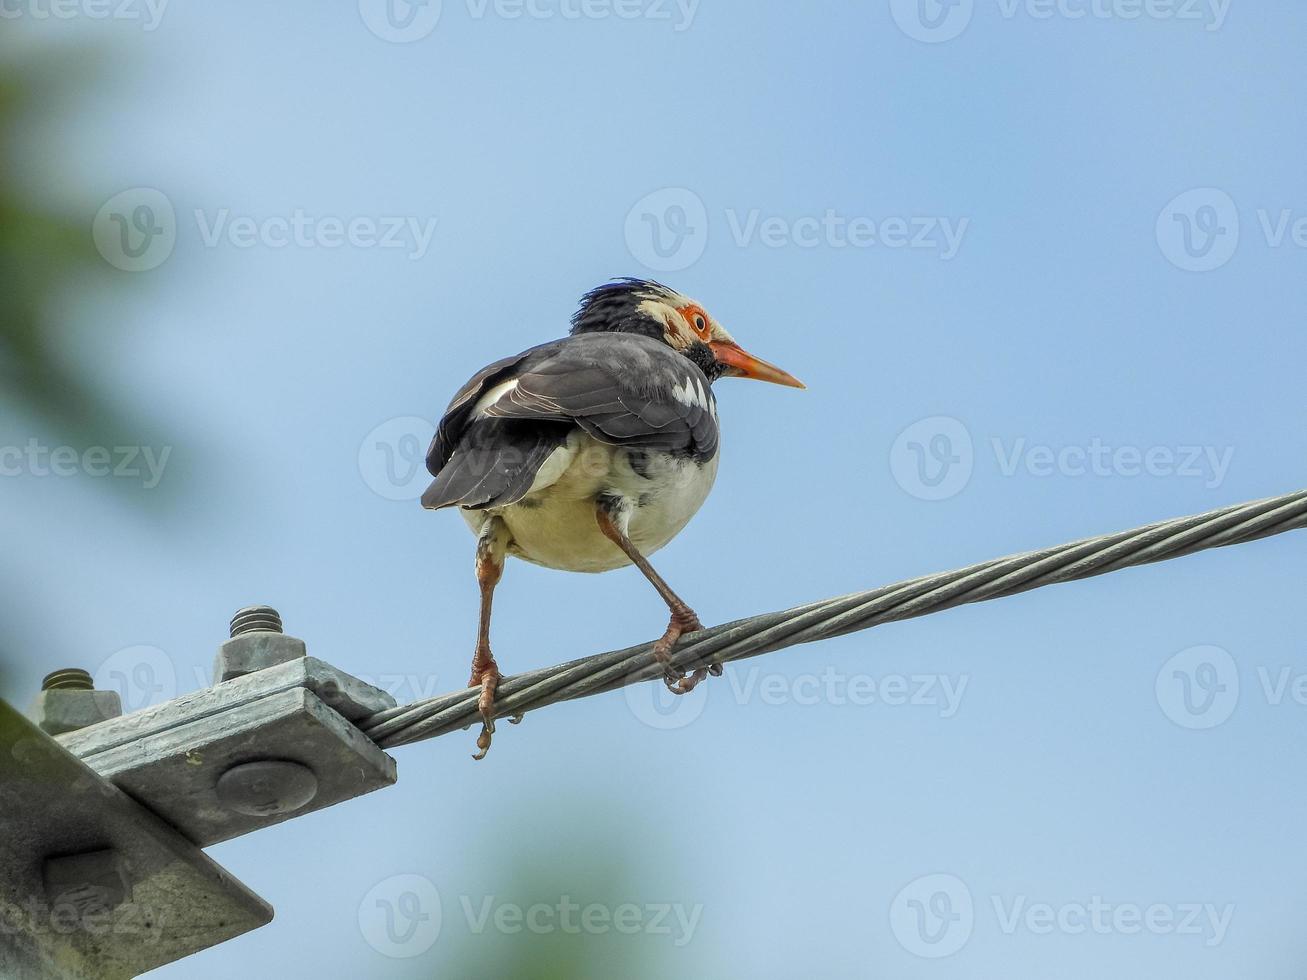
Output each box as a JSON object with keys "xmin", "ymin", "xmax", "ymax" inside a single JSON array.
[
  {"xmin": 670, "ymin": 661, "xmax": 723, "ymax": 695},
  {"xmin": 469, "ymin": 658, "xmax": 500, "ymax": 761},
  {"xmin": 652, "ymin": 605, "xmax": 705, "ymax": 693}
]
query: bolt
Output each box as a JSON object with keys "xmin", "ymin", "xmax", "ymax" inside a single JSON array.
[
  {"xmin": 214, "ymin": 605, "xmax": 306, "ymax": 684},
  {"xmin": 32, "ymin": 669, "xmax": 122, "ymax": 735},
  {"xmin": 230, "ymin": 605, "xmax": 283, "ymax": 637},
  {"xmin": 42, "ymin": 668, "xmax": 94, "ymax": 692},
  {"xmin": 216, "ymin": 759, "xmax": 318, "ymax": 817}
]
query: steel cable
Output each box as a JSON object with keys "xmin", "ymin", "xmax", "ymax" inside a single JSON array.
[{"xmin": 360, "ymin": 490, "xmax": 1307, "ymax": 748}]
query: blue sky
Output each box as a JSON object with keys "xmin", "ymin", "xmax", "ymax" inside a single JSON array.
[{"xmin": 4, "ymin": 1, "xmax": 1307, "ymax": 977}]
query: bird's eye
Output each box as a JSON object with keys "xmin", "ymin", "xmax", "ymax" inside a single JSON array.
[{"xmin": 693, "ymin": 314, "xmax": 707, "ymax": 333}]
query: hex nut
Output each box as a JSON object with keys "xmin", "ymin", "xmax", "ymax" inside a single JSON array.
[
  {"xmin": 43, "ymin": 848, "xmax": 131, "ymax": 918},
  {"xmin": 31, "ymin": 689, "xmax": 123, "ymax": 736},
  {"xmin": 213, "ymin": 632, "xmax": 307, "ymax": 684}
]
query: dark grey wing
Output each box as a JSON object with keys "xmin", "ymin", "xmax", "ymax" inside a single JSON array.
[
  {"xmin": 481, "ymin": 333, "xmax": 719, "ymax": 460},
  {"xmin": 422, "ymin": 345, "xmax": 567, "ymax": 512},
  {"xmin": 421, "ymin": 416, "xmax": 572, "ymax": 511},
  {"xmin": 422, "ymin": 334, "xmax": 717, "ymax": 512},
  {"xmin": 426, "ymin": 351, "xmax": 527, "ymax": 474}
]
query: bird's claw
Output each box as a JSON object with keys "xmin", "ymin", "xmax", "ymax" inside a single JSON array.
[
  {"xmin": 473, "ymin": 710, "xmax": 522, "ymax": 758},
  {"xmin": 472, "ymin": 723, "xmax": 493, "ymax": 761},
  {"xmin": 653, "ymin": 607, "xmax": 716, "ymax": 695},
  {"xmin": 671, "ymin": 664, "xmax": 721, "ymax": 695},
  {"xmin": 470, "ymin": 658, "xmax": 500, "ymax": 761}
]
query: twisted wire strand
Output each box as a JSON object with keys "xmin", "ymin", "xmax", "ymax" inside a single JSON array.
[{"xmin": 361, "ymin": 489, "xmax": 1307, "ymax": 749}]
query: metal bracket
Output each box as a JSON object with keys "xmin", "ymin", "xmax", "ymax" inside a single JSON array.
[
  {"xmin": 0, "ymin": 700, "xmax": 273, "ymax": 979},
  {"xmin": 4, "ymin": 606, "xmax": 402, "ymax": 976},
  {"xmin": 56, "ymin": 657, "xmax": 399, "ymax": 846}
]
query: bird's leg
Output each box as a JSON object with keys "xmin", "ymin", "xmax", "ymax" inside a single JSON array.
[
  {"xmin": 469, "ymin": 516, "xmax": 509, "ymax": 761},
  {"xmin": 595, "ymin": 500, "xmax": 719, "ymax": 694}
]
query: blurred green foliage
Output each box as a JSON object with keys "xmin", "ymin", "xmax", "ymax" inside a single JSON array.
[
  {"xmin": 418, "ymin": 830, "xmax": 685, "ymax": 979},
  {"xmin": 0, "ymin": 42, "xmax": 116, "ymax": 446},
  {"xmin": 0, "ymin": 39, "xmax": 174, "ymax": 684},
  {"xmin": 0, "ymin": 41, "xmax": 674, "ymax": 979}
]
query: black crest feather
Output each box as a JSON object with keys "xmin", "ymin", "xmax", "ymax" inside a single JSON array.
[{"xmin": 570, "ymin": 279, "xmax": 676, "ymax": 339}]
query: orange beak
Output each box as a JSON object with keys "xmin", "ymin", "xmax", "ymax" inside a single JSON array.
[{"xmin": 709, "ymin": 341, "xmax": 805, "ymax": 389}]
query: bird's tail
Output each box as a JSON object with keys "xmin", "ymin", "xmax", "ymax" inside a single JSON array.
[{"xmin": 421, "ymin": 420, "xmax": 567, "ymax": 511}]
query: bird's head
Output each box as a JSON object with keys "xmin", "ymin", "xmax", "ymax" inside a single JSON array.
[{"xmin": 570, "ymin": 279, "xmax": 804, "ymax": 388}]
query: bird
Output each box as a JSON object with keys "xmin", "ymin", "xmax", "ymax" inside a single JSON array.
[{"xmin": 422, "ymin": 279, "xmax": 803, "ymax": 759}]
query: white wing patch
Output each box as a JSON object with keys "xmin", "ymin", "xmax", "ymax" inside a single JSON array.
[
  {"xmin": 471, "ymin": 378, "xmax": 520, "ymax": 418},
  {"xmin": 671, "ymin": 375, "xmax": 709, "ymax": 410}
]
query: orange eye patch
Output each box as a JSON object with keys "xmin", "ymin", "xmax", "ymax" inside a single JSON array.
[{"xmin": 679, "ymin": 305, "xmax": 711, "ymax": 339}]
